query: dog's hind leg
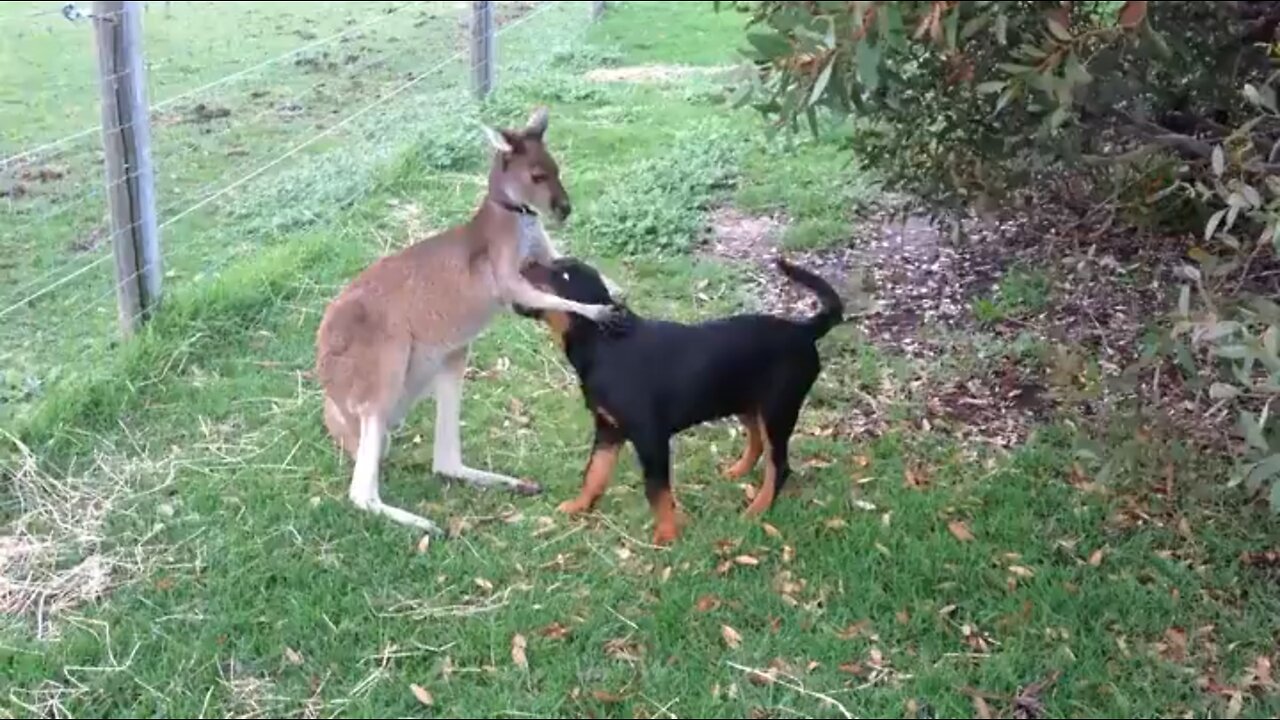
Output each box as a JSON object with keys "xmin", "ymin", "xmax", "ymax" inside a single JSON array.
[
  {"xmin": 723, "ymin": 412, "xmax": 764, "ymax": 480},
  {"xmin": 431, "ymin": 347, "xmax": 543, "ymax": 496},
  {"xmin": 746, "ymin": 363, "xmax": 818, "ymax": 517}
]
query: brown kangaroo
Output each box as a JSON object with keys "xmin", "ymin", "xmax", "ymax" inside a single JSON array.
[{"xmin": 315, "ymin": 107, "xmax": 621, "ymax": 536}]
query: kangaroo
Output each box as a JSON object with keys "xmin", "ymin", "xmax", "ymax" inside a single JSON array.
[{"xmin": 315, "ymin": 107, "xmax": 621, "ymax": 536}]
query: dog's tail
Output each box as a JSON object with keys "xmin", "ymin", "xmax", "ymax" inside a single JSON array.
[{"xmin": 776, "ymin": 258, "xmax": 843, "ymax": 339}]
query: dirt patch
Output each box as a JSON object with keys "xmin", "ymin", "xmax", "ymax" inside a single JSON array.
[
  {"xmin": 584, "ymin": 64, "xmax": 733, "ymax": 83},
  {"xmin": 701, "ymin": 205, "xmax": 785, "ymax": 260}
]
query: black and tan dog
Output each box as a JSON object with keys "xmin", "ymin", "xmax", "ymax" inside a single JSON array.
[{"xmin": 513, "ymin": 256, "xmax": 844, "ymax": 545}]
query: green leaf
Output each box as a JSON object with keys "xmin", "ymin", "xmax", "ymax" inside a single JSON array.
[
  {"xmin": 1214, "ymin": 345, "xmax": 1251, "ymax": 360},
  {"xmin": 1241, "ymin": 411, "xmax": 1270, "ymax": 451},
  {"xmin": 856, "ymin": 37, "xmax": 881, "ymax": 93},
  {"xmin": 1212, "ymin": 145, "xmax": 1225, "ymax": 177},
  {"xmin": 944, "ymin": 4, "xmax": 959, "ymax": 48},
  {"xmin": 1251, "ymin": 297, "xmax": 1280, "ymax": 324},
  {"xmin": 747, "ymin": 31, "xmax": 793, "ymax": 60},
  {"xmin": 1241, "ymin": 183, "xmax": 1263, "ymax": 209},
  {"xmin": 1205, "ymin": 208, "xmax": 1226, "ymax": 241},
  {"xmin": 1210, "ymin": 382, "xmax": 1242, "ymax": 400},
  {"xmin": 961, "ymin": 14, "xmax": 990, "ymax": 41},
  {"xmin": 977, "ymin": 80, "xmax": 1007, "ymax": 94},
  {"xmin": 995, "ymin": 12, "xmax": 1008, "ymax": 44},
  {"xmin": 809, "ymin": 55, "xmax": 835, "ymax": 106},
  {"xmin": 1178, "ymin": 285, "xmax": 1190, "ymax": 317},
  {"xmin": 1064, "ymin": 52, "xmax": 1092, "ymax": 85},
  {"xmin": 1249, "ymin": 454, "xmax": 1280, "ymax": 491},
  {"xmin": 1270, "ymin": 480, "xmax": 1280, "ymax": 513},
  {"xmin": 1265, "ymin": 324, "xmax": 1278, "ymax": 360},
  {"xmin": 1047, "ymin": 18, "xmax": 1073, "ymax": 42}
]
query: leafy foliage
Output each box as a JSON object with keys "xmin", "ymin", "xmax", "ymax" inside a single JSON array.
[
  {"xmin": 580, "ymin": 123, "xmax": 745, "ymax": 255},
  {"xmin": 722, "ymin": 0, "xmax": 1280, "ymax": 509}
]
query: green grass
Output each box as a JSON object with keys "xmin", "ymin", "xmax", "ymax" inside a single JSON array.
[{"xmin": 3, "ymin": 2, "xmax": 1280, "ymax": 718}]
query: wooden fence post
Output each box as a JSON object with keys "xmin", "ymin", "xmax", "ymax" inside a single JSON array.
[
  {"xmin": 590, "ymin": 1, "xmax": 605, "ymax": 21},
  {"xmin": 471, "ymin": 1, "xmax": 494, "ymax": 100},
  {"xmin": 93, "ymin": 0, "xmax": 161, "ymax": 336}
]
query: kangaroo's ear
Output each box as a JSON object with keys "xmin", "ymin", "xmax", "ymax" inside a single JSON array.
[
  {"xmin": 481, "ymin": 124, "xmax": 512, "ymax": 154},
  {"xmin": 524, "ymin": 106, "xmax": 549, "ymax": 139}
]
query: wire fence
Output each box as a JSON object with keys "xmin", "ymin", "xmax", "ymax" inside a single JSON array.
[{"xmin": 0, "ymin": 0, "xmax": 604, "ymax": 418}]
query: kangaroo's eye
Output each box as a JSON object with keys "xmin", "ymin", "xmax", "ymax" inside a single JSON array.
[{"xmin": 531, "ymin": 173, "xmax": 547, "ymax": 184}]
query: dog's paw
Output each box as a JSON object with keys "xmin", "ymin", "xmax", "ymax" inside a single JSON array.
[{"xmin": 557, "ymin": 498, "xmax": 588, "ymax": 514}]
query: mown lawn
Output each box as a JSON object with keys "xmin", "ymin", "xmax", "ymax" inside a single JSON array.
[{"xmin": 3, "ymin": 2, "xmax": 1279, "ymax": 718}]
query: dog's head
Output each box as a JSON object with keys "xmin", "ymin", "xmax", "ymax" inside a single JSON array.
[
  {"xmin": 482, "ymin": 107, "xmax": 572, "ymax": 224},
  {"xmin": 514, "ymin": 257, "xmax": 627, "ymax": 345}
]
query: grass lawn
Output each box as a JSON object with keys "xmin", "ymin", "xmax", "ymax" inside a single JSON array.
[{"xmin": 3, "ymin": 2, "xmax": 1280, "ymax": 718}]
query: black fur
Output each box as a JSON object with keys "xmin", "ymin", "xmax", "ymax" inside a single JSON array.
[{"xmin": 514, "ymin": 256, "xmax": 844, "ymax": 540}]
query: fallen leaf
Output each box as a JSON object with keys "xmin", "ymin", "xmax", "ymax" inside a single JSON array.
[
  {"xmin": 734, "ymin": 554, "xmax": 761, "ymax": 567},
  {"xmin": 416, "ymin": 534, "xmax": 432, "ymax": 553},
  {"xmin": 868, "ymin": 647, "xmax": 885, "ymax": 667},
  {"xmin": 939, "ymin": 604, "xmax": 958, "ymax": 617},
  {"xmin": 853, "ymin": 499, "xmax": 877, "ymax": 511},
  {"xmin": 1013, "ymin": 670, "xmax": 1060, "ymax": 719},
  {"xmin": 1225, "ymin": 691, "xmax": 1244, "ymax": 719},
  {"xmin": 714, "ymin": 539, "xmax": 740, "ymax": 556},
  {"xmin": 1160, "ymin": 627, "xmax": 1188, "ymax": 662},
  {"xmin": 746, "ymin": 668, "xmax": 776, "ymax": 686},
  {"xmin": 768, "ymin": 616, "xmax": 782, "ymax": 634},
  {"xmin": 825, "ymin": 517, "xmax": 848, "ymax": 530},
  {"xmin": 410, "ymin": 683, "xmax": 434, "ymax": 706},
  {"xmin": 839, "ymin": 661, "xmax": 868, "ymax": 677},
  {"xmin": 1088, "ymin": 548, "xmax": 1105, "ymax": 567},
  {"xmin": 972, "ymin": 695, "xmax": 993, "ymax": 719},
  {"xmin": 695, "ymin": 594, "xmax": 722, "ymax": 612},
  {"xmin": 539, "ymin": 622, "xmax": 571, "ymax": 640},
  {"xmin": 854, "ymin": 454, "xmax": 870, "ymax": 468},
  {"xmin": 284, "ymin": 647, "xmax": 304, "ymax": 666},
  {"xmin": 836, "ymin": 620, "xmax": 872, "ymax": 640},
  {"xmin": 948, "ymin": 519, "xmax": 976, "ymax": 542},
  {"xmin": 743, "ymin": 484, "xmax": 757, "ymax": 501},
  {"xmin": 807, "ymin": 660, "xmax": 820, "ymax": 672},
  {"xmin": 474, "ymin": 577, "xmax": 495, "ymax": 593},
  {"xmin": 762, "ymin": 522, "xmax": 781, "ymax": 538},
  {"xmin": 782, "ymin": 545, "xmax": 795, "ymax": 564},
  {"xmin": 715, "ymin": 559, "xmax": 734, "ymax": 575},
  {"xmin": 591, "ymin": 689, "xmax": 626, "ymax": 703},
  {"xmin": 604, "ymin": 638, "xmax": 643, "ymax": 663},
  {"xmin": 721, "ymin": 625, "xmax": 743, "ymax": 649},
  {"xmin": 511, "ymin": 634, "xmax": 528, "ymax": 669},
  {"xmin": 1249, "ymin": 655, "xmax": 1275, "ymax": 689},
  {"xmin": 1008, "ymin": 565, "xmax": 1035, "ymax": 578},
  {"xmin": 904, "ymin": 465, "xmax": 930, "ymax": 490},
  {"xmin": 896, "ymin": 609, "xmax": 911, "ymax": 625},
  {"xmin": 614, "ymin": 545, "xmax": 633, "ymax": 561}
]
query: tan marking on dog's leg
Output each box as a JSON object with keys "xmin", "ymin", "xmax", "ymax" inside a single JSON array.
[
  {"xmin": 650, "ymin": 487, "xmax": 680, "ymax": 545},
  {"xmin": 723, "ymin": 413, "xmax": 763, "ymax": 480},
  {"xmin": 745, "ymin": 431, "xmax": 777, "ymax": 516},
  {"xmin": 557, "ymin": 443, "xmax": 620, "ymax": 514}
]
